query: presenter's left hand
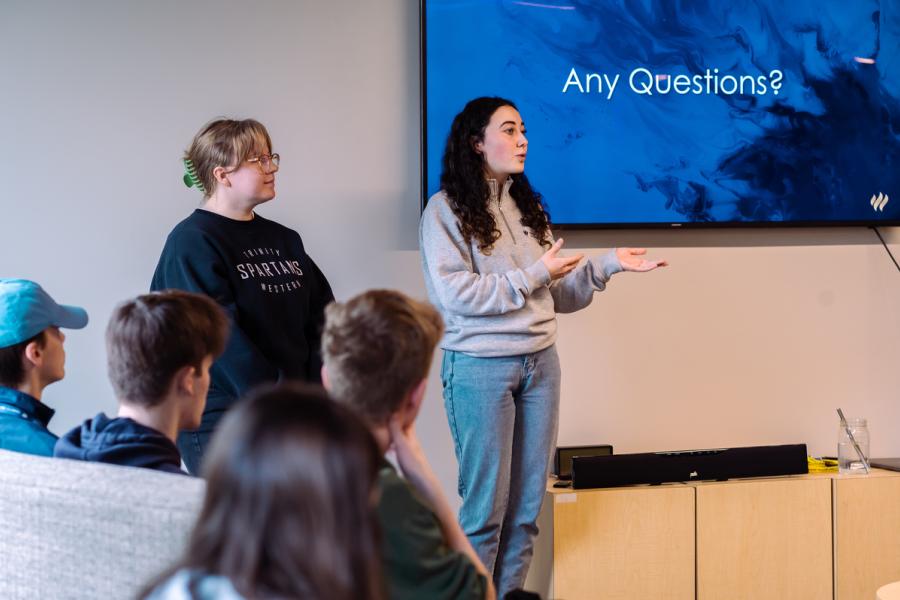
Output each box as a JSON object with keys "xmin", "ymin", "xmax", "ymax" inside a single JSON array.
[{"xmin": 616, "ymin": 247, "xmax": 668, "ymax": 272}]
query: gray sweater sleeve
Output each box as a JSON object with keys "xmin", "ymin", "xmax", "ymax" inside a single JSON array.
[
  {"xmin": 550, "ymin": 248, "xmax": 622, "ymax": 314},
  {"xmin": 420, "ymin": 198, "xmax": 552, "ymax": 317}
]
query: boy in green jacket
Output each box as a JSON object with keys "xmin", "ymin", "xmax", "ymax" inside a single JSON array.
[{"xmin": 322, "ymin": 290, "xmax": 496, "ymax": 600}]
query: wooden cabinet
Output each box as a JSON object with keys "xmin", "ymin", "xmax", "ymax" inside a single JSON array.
[
  {"xmin": 532, "ymin": 470, "xmax": 900, "ymax": 600},
  {"xmin": 696, "ymin": 477, "xmax": 832, "ymax": 599},
  {"xmin": 834, "ymin": 470, "xmax": 900, "ymax": 600},
  {"xmin": 552, "ymin": 485, "xmax": 694, "ymax": 599}
]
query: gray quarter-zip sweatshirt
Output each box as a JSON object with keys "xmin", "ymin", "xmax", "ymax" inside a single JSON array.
[{"xmin": 419, "ymin": 179, "xmax": 622, "ymax": 357}]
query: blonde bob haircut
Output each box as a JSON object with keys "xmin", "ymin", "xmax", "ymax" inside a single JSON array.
[{"xmin": 185, "ymin": 118, "xmax": 273, "ymax": 198}]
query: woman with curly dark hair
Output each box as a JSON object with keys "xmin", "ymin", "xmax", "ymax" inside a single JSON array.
[{"xmin": 419, "ymin": 96, "xmax": 666, "ymax": 596}]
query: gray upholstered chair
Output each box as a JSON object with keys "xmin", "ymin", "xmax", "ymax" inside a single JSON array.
[{"xmin": 0, "ymin": 449, "xmax": 204, "ymax": 599}]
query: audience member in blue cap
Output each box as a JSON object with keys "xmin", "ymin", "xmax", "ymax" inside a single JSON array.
[{"xmin": 0, "ymin": 279, "xmax": 88, "ymax": 456}]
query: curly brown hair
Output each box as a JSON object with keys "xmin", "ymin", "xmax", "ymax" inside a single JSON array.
[{"xmin": 437, "ymin": 97, "xmax": 552, "ymax": 253}]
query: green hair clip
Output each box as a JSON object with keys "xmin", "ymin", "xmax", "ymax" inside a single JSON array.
[{"xmin": 183, "ymin": 158, "xmax": 206, "ymax": 193}]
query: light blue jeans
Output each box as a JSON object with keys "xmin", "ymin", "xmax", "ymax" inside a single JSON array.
[{"xmin": 441, "ymin": 344, "xmax": 561, "ymax": 597}]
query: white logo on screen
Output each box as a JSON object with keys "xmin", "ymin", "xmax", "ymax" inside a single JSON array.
[{"xmin": 870, "ymin": 193, "xmax": 890, "ymax": 212}]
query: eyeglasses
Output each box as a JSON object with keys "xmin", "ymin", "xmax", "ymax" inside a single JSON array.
[{"xmin": 246, "ymin": 153, "xmax": 280, "ymax": 171}]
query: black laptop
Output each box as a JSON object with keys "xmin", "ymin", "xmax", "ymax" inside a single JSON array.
[{"xmin": 869, "ymin": 458, "xmax": 900, "ymax": 472}]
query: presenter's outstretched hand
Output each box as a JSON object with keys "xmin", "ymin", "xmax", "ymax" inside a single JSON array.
[
  {"xmin": 616, "ymin": 247, "xmax": 668, "ymax": 272},
  {"xmin": 542, "ymin": 238, "xmax": 584, "ymax": 280}
]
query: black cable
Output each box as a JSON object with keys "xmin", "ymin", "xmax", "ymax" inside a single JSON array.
[{"xmin": 871, "ymin": 226, "xmax": 900, "ymax": 274}]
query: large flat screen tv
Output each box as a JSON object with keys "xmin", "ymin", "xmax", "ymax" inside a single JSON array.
[{"xmin": 422, "ymin": 0, "xmax": 900, "ymax": 227}]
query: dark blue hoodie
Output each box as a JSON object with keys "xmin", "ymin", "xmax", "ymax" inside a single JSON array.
[{"xmin": 54, "ymin": 412, "xmax": 186, "ymax": 475}]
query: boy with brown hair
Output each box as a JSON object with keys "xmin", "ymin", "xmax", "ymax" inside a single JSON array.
[
  {"xmin": 0, "ymin": 279, "xmax": 88, "ymax": 456},
  {"xmin": 55, "ymin": 290, "xmax": 228, "ymax": 474},
  {"xmin": 322, "ymin": 289, "xmax": 496, "ymax": 600}
]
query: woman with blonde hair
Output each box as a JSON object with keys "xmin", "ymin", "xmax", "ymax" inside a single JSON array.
[{"xmin": 151, "ymin": 118, "xmax": 334, "ymax": 473}]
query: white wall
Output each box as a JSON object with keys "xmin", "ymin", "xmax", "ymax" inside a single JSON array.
[
  {"xmin": 2, "ymin": 0, "xmax": 900, "ymax": 531},
  {"xmin": 1, "ymin": 0, "xmax": 424, "ymax": 428}
]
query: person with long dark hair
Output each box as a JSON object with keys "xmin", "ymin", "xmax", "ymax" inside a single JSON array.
[
  {"xmin": 420, "ymin": 96, "xmax": 667, "ymax": 595},
  {"xmin": 142, "ymin": 383, "xmax": 384, "ymax": 600}
]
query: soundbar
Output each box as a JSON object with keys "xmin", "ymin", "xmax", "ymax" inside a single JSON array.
[{"xmin": 571, "ymin": 444, "xmax": 808, "ymax": 489}]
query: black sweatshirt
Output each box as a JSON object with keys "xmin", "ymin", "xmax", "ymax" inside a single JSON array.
[{"xmin": 151, "ymin": 209, "xmax": 334, "ymax": 412}]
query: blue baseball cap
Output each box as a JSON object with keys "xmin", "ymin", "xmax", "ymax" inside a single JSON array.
[{"xmin": 0, "ymin": 279, "xmax": 89, "ymax": 348}]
